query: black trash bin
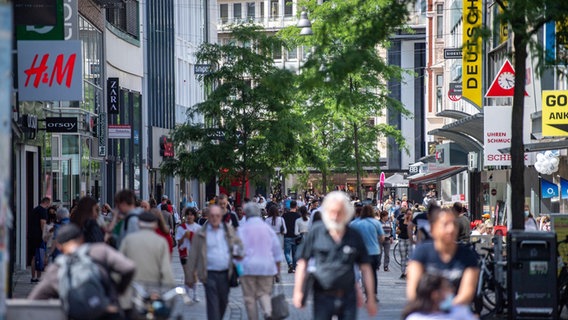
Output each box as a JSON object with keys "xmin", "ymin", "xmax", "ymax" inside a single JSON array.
[{"xmin": 508, "ymin": 230, "xmax": 558, "ymax": 319}]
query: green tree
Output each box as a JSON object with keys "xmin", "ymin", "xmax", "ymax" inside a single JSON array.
[
  {"xmin": 161, "ymin": 25, "xmax": 298, "ymax": 203},
  {"xmin": 493, "ymin": 0, "xmax": 568, "ymax": 229},
  {"xmin": 281, "ymin": 0, "xmax": 411, "ymax": 198}
]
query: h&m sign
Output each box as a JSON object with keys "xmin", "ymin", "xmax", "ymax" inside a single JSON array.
[
  {"xmin": 107, "ymin": 77, "xmax": 120, "ymax": 114},
  {"xmin": 17, "ymin": 40, "xmax": 83, "ymax": 101}
]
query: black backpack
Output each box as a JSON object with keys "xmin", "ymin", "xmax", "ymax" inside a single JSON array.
[{"xmin": 56, "ymin": 245, "xmax": 110, "ymax": 320}]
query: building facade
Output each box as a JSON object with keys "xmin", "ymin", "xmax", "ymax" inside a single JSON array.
[{"xmin": 10, "ymin": 0, "xmax": 147, "ymax": 274}]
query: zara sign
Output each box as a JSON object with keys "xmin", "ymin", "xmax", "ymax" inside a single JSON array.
[
  {"xmin": 45, "ymin": 117, "xmax": 78, "ymax": 133},
  {"xmin": 107, "ymin": 77, "xmax": 120, "ymax": 114}
]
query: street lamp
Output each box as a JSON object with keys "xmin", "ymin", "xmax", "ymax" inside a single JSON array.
[{"xmin": 297, "ymin": 9, "xmax": 313, "ymax": 35}]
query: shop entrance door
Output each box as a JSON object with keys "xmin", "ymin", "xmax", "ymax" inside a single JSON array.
[{"xmin": 46, "ymin": 157, "xmax": 73, "ymax": 208}]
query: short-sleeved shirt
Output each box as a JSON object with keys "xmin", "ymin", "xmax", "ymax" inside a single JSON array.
[
  {"xmin": 29, "ymin": 205, "xmax": 48, "ymax": 243},
  {"xmin": 299, "ymin": 222, "xmax": 370, "ymax": 292},
  {"xmin": 380, "ymin": 219, "xmax": 393, "ymax": 238},
  {"xmin": 456, "ymin": 215, "xmax": 471, "ymax": 242},
  {"xmin": 397, "ymin": 216, "xmax": 410, "ymax": 240},
  {"xmin": 350, "ymin": 218, "xmax": 385, "ymax": 255},
  {"xmin": 410, "ymin": 242, "xmax": 479, "ymax": 291},
  {"xmin": 282, "ymin": 211, "xmax": 300, "ymax": 238}
]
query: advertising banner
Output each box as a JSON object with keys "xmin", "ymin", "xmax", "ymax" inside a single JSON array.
[
  {"xmin": 17, "ymin": 40, "xmax": 83, "ymax": 101},
  {"xmin": 108, "ymin": 124, "xmax": 131, "ymax": 139},
  {"xmin": 542, "ymin": 179, "xmax": 559, "ymax": 199},
  {"xmin": 484, "ymin": 106, "xmax": 512, "ymax": 166},
  {"xmin": 462, "ymin": 0, "xmax": 483, "ymax": 109},
  {"xmin": 542, "ymin": 90, "xmax": 568, "ymax": 136},
  {"xmin": 45, "ymin": 117, "xmax": 78, "ymax": 133},
  {"xmin": 561, "ymin": 178, "xmax": 568, "ymax": 199}
]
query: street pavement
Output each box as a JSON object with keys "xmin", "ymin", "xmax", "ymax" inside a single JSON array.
[{"xmin": 12, "ymin": 243, "xmax": 407, "ymax": 319}]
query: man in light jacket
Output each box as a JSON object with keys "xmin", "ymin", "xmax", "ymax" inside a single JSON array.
[
  {"xmin": 187, "ymin": 205, "xmax": 242, "ymax": 320},
  {"xmin": 238, "ymin": 202, "xmax": 283, "ymax": 320},
  {"xmin": 119, "ymin": 212, "xmax": 174, "ymax": 316}
]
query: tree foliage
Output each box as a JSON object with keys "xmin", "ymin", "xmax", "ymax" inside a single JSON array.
[
  {"xmin": 280, "ymin": 0, "xmax": 413, "ymax": 196},
  {"xmin": 161, "ymin": 25, "xmax": 298, "ymax": 199}
]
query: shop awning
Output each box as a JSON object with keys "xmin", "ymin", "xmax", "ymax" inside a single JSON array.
[
  {"xmin": 435, "ymin": 112, "xmax": 484, "ymax": 143},
  {"xmin": 408, "ymin": 166, "xmax": 468, "ymax": 186},
  {"xmin": 428, "ymin": 128, "xmax": 483, "ymax": 153},
  {"xmin": 380, "ymin": 173, "xmax": 409, "ymax": 188},
  {"xmin": 436, "ymin": 109, "xmax": 472, "ymax": 120}
]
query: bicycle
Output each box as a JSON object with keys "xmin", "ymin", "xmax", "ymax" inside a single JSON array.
[
  {"xmin": 471, "ymin": 236, "xmax": 507, "ymax": 320},
  {"xmin": 393, "ymin": 240, "xmax": 401, "ymax": 267},
  {"xmin": 557, "ymin": 235, "xmax": 568, "ymax": 316}
]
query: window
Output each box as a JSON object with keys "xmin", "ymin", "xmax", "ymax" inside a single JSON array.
[
  {"xmin": 436, "ymin": 74, "xmax": 443, "ymax": 112},
  {"xmin": 273, "ymin": 45, "xmax": 282, "ymax": 60},
  {"xmin": 234, "ymin": 3, "xmax": 242, "ymax": 20},
  {"xmin": 271, "ymin": 0, "xmax": 278, "ymax": 17},
  {"xmin": 288, "ymin": 47, "xmax": 297, "ymax": 60},
  {"xmin": 260, "ymin": 2, "xmax": 265, "ymax": 17},
  {"xmin": 220, "ymin": 4, "xmax": 228, "ymax": 23},
  {"xmin": 247, "ymin": 2, "xmax": 255, "ymax": 19},
  {"xmin": 106, "ymin": 0, "xmax": 139, "ymax": 39},
  {"xmin": 284, "ymin": 0, "xmax": 293, "ymax": 17},
  {"xmin": 302, "ymin": 46, "xmax": 310, "ymax": 60},
  {"xmin": 436, "ymin": 4, "xmax": 443, "ymax": 39}
]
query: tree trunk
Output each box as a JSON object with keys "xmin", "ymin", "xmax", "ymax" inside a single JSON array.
[
  {"xmin": 510, "ymin": 25, "xmax": 528, "ymax": 230},
  {"xmin": 354, "ymin": 122, "xmax": 362, "ymax": 200},
  {"xmin": 322, "ymin": 170, "xmax": 328, "ymax": 195}
]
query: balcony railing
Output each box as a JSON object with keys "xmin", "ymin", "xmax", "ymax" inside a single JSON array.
[{"xmin": 218, "ymin": 15, "xmax": 297, "ymax": 30}]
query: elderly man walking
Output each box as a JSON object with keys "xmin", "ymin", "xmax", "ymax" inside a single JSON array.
[
  {"xmin": 187, "ymin": 205, "xmax": 242, "ymax": 320},
  {"xmin": 238, "ymin": 202, "xmax": 283, "ymax": 320},
  {"xmin": 293, "ymin": 191, "xmax": 377, "ymax": 319}
]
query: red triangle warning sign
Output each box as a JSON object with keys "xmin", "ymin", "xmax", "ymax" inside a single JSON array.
[{"xmin": 485, "ymin": 59, "xmax": 529, "ymax": 98}]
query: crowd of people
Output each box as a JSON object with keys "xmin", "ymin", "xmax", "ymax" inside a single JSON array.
[{"xmin": 25, "ymin": 188, "xmax": 502, "ymax": 320}]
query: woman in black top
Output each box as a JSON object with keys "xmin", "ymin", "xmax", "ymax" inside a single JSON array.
[{"xmin": 397, "ymin": 208, "xmax": 413, "ymax": 279}]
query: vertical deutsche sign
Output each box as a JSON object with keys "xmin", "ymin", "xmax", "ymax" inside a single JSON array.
[
  {"xmin": 462, "ymin": 0, "xmax": 483, "ymax": 109},
  {"xmin": 107, "ymin": 77, "xmax": 119, "ymax": 114}
]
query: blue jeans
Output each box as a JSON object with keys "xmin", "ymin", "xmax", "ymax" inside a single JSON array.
[
  {"xmin": 313, "ymin": 289, "xmax": 357, "ymax": 320},
  {"xmin": 284, "ymin": 237, "xmax": 297, "ymax": 268}
]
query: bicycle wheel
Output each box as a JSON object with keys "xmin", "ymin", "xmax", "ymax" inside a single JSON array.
[
  {"xmin": 558, "ymin": 267, "xmax": 568, "ymax": 316},
  {"xmin": 393, "ymin": 241, "xmax": 402, "ymax": 267},
  {"xmin": 473, "ymin": 270, "xmax": 498, "ymax": 319}
]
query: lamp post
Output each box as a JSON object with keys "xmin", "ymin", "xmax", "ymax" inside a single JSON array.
[{"xmin": 297, "ymin": 9, "xmax": 313, "ymax": 35}]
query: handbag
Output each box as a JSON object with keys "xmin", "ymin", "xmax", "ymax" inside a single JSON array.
[
  {"xmin": 294, "ymin": 234, "xmax": 303, "ymax": 245},
  {"xmin": 271, "ymin": 283, "xmax": 289, "ymax": 319},
  {"xmin": 229, "ymin": 265, "xmax": 239, "ymax": 287}
]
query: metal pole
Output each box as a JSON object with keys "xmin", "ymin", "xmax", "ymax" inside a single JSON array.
[{"xmin": 538, "ymin": 174, "xmax": 542, "ymax": 215}]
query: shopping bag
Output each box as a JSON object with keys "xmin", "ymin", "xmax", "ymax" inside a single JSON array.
[{"xmin": 271, "ymin": 283, "xmax": 289, "ymax": 319}]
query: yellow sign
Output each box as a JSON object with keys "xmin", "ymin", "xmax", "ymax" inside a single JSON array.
[
  {"xmin": 498, "ymin": 2, "xmax": 508, "ymax": 44},
  {"xmin": 463, "ymin": 0, "xmax": 483, "ymax": 109},
  {"xmin": 542, "ymin": 90, "xmax": 568, "ymax": 136}
]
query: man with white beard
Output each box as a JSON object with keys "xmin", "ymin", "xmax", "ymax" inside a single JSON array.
[{"xmin": 292, "ymin": 191, "xmax": 378, "ymax": 319}]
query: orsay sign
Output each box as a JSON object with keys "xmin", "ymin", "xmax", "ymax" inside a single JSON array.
[{"xmin": 45, "ymin": 117, "xmax": 78, "ymax": 133}]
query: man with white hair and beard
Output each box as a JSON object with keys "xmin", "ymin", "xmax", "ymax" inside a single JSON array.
[{"xmin": 292, "ymin": 191, "xmax": 378, "ymax": 319}]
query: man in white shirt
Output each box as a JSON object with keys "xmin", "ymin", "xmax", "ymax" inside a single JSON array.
[
  {"xmin": 187, "ymin": 205, "xmax": 242, "ymax": 320},
  {"xmin": 176, "ymin": 207, "xmax": 201, "ymax": 302},
  {"xmin": 238, "ymin": 203, "xmax": 283, "ymax": 320}
]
